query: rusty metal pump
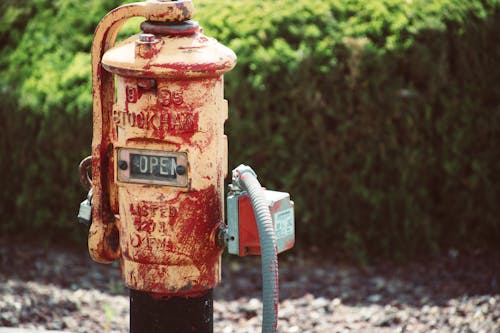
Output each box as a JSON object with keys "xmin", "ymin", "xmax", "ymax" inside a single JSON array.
[{"xmin": 78, "ymin": 1, "xmax": 294, "ymax": 332}]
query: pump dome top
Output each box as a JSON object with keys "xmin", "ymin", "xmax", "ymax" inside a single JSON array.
[{"xmin": 102, "ymin": 33, "xmax": 237, "ymax": 79}]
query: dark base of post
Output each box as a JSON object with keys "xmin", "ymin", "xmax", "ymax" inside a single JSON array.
[{"xmin": 130, "ymin": 289, "xmax": 213, "ymax": 333}]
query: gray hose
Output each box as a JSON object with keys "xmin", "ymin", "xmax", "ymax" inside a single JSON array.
[{"xmin": 234, "ymin": 165, "xmax": 279, "ymax": 333}]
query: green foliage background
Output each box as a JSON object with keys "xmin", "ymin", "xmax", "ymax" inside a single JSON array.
[{"xmin": 1, "ymin": 0, "xmax": 499, "ymax": 260}]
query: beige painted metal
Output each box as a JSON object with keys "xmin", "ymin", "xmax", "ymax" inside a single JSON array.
[{"xmin": 89, "ymin": 0, "xmax": 236, "ymax": 294}]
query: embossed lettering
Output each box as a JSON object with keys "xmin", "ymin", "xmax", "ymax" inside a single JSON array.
[
  {"xmin": 112, "ymin": 110, "xmax": 121, "ymax": 125},
  {"xmin": 126, "ymin": 86, "xmax": 138, "ymax": 103},
  {"xmin": 130, "ymin": 233, "xmax": 142, "ymax": 247},
  {"xmin": 136, "ymin": 112, "xmax": 144, "ymax": 128},
  {"xmin": 128, "ymin": 112, "xmax": 136, "ymax": 127},
  {"xmin": 158, "ymin": 88, "xmax": 183, "ymax": 107},
  {"xmin": 169, "ymin": 112, "xmax": 197, "ymax": 133},
  {"xmin": 112, "ymin": 109, "xmax": 197, "ymax": 135},
  {"xmin": 146, "ymin": 112, "xmax": 158, "ymax": 130}
]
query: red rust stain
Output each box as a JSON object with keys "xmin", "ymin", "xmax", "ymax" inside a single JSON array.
[
  {"xmin": 177, "ymin": 185, "xmax": 223, "ymax": 288},
  {"xmin": 95, "ymin": 63, "xmax": 102, "ymax": 87},
  {"xmin": 137, "ymin": 88, "xmax": 144, "ymax": 100},
  {"xmin": 140, "ymin": 102, "xmax": 198, "ymax": 142},
  {"xmin": 91, "ymin": 146, "xmax": 103, "ymax": 218},
  {"xmin": 130, "ymin": 203, "xmax": 155, "ymax": 233},
  {"xmin": 92, "ymin": 142, "xmax": 115, "ymax": 224},
  {"xmin": 141, "ymin": 47, "xmax": 160, "ymax": 60},
  {"xmin": 147, "ymin": 60, "xmax": 233, "ymax": 76},
  {"xmin": 104, "ymin": 63, "xmax": 224, "ymax": 80},
  {"xmin": 106, "ymin": 143, "xmax": 117, "ymax": 213},
  {"xmin": 127, "ymin": 185, "xmax": 223, "ymax": 294},
  {"xmin": 152, "ymin": 77, "xmax": 218, "ymax": 150}
]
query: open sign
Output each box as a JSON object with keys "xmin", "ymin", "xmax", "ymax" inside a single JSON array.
[
  {"xmin": 117, "ymin": 148, "xmax": 188, "ymax": 187},
  {"xmin": 130, "ymin": 154, "xmax": 177, "ymax": 180}
]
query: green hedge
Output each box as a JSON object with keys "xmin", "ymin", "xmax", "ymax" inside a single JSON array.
[
  {"xmin": 201, "ymin": 0, "xmax": 500, "ymax": 260},
  {"xmin": 1, "ymin": 0, "xmax": 499, "ymax": 260},
  {"xmin": 0, "ymin": 0, "xmax": 117, "ymax": 241}
]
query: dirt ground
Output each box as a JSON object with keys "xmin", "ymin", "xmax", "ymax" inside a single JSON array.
[{"xmin": 0, "ymin": 238, "xmax": 498, "ymax": 332}]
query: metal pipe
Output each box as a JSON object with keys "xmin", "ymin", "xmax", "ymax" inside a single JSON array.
[
  {"xmin": 233, "ymin": 165, "xmax": 279, "ymax": 333},
  {"xmin": 130, "ymin": 289, "xmax": 213, "ymax": 333}
]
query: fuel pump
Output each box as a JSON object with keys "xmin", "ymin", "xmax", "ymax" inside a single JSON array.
[{"xmin": 77, "ymin": 1, "xmax": 294, "ymax": 332}]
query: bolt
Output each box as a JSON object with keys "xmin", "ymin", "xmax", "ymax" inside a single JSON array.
[
  {"xmin": 119, "ymin": 160, "xmax": 128, "ymax": 170},
  {"xmin": 139, "ymin": 33, "xmax": 156, "ymax": 43},
  {"xmin": 217, "ymin": 228, "xmax": 228, "ymax": 249},
  {"xmin": 137, "ymin": 78, "xmax": 157, "ymax": 90},
  {"xmin": 176, "ymin": 165, "xmax": 186, "ymax": 175}
]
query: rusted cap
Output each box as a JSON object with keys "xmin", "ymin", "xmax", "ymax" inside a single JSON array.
[{"xmin": 145, "ymin": 0, "xmax": 195, "ymax": 22}]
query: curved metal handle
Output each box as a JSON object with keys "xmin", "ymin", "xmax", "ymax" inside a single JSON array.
[
  {"xmin": 89, "ymin": 0, "xmax": 195, "ymax": 263},
  {"xmin": 79, "ymin": 156, "xmax": 92, "ymax": 191}
]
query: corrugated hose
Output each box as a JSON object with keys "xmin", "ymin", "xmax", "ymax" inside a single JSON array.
[{"xmin": 233, "ymin": 165, "xmax": 279, "ymax": 333}]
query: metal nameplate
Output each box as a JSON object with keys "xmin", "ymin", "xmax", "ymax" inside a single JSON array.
[{"xmin": 117, "ymin": 148, "xmax": 188, "ymax": 187}]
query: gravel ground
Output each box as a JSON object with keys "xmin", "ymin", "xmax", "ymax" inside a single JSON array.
[{"xmin": 0, "ymin": 238, "xmax": 498, "ymax": 333}]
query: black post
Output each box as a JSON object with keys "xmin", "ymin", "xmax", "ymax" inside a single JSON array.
[{"xmin": 130, "ymin": 289, "xmax": 213, "ymax": 333}]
